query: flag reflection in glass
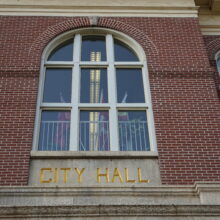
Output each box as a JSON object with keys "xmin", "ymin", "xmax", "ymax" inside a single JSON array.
[{"xmin": 38, "ymin": 111, "xmax": 70, "ymax": 151}]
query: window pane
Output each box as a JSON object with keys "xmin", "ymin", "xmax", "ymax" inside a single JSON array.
[
  {"xmin": 118, "ymin": 111, "xmax": 150, "ymax": 151},
  {"xmin": 38, "ymin": 111, "xmax": 70, "ymax": 151},
  {"xmin": 47, "ymin": 39, "xmax": 73, "ymax": 61},
  {"xmin": 80, "ymin": 69, "xmax": 108, "ymax": 103},
  {"xmin": 81, "ymin": 36, "xmax": 106, "ymax": 61},
  {"xmin": 79, "ymin": 111, "xmax": 110, "ymax": 151},
  {"xmin": 114, "ymin": 39, "xmax": 139, "ymax": 62},
  {"xmin": 116, "ymin": 69, "xmax": 145, "ymax": 103},
  {"xmin": 43, "ymin": 69, "xmax": 72, "ymax": 103}
]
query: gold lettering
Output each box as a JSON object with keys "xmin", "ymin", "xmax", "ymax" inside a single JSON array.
[
  {"xmin": 40, "ymin": 168, "xmax": 52, "ymax": 183},
  {"xmin": 74, "ymin": 168, "xmax": 85, "ymax": 183},
  {"xmin": 60, "ymin": 168, "xmax": 71, "ymax": 183},
  {"xmin": 54, "ymin": 168, "xmax": 58, "ymax": 183},
  {"xmin": 111, "ymin": 168, "xmax": 123, "ymax": 183},
  {"xmin": 125, "ymin": 168, "xmax": 136, "ymax": 183},
  {"xmin": 97, "ymin": 168, "xmax": 109, "ymax": 183},
  {"xmin": 138, "ymin": 168, "xmax": 150, "ymax": 183}
]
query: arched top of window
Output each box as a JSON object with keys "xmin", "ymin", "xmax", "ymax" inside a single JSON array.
[
  {"xmin": 114, "ymin": 39, "xmax": 139, "ymax": 62},
  {"xmin": 44, "ymin": 28, "xmax": 145, "ymax": 62},
  {"xmin": 46, "ymin": 36, "xmax": 140, "ymax": 62},
  {"xmin": 48, "ymin": 39, "xmax": 73, "ymax": 61}
]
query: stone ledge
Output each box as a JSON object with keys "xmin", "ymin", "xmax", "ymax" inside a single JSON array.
[
  {"xmin": 30, "ymin": 151, "xmax": 159, "ymax": 159},
  {"xmin": 1, "ymin": 182, "xmax": 220, "ymax": 218},
  {"xmin": 0, "ymin": 205, "xmax": 220, "ymax": 217}
]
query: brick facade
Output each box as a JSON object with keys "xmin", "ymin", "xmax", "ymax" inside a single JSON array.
[
  {"xmin": 0, "ymin": 16, "xmax": 220, "ymax": 185},
  {"xmin": 203, "ymin": 35, "xmax": 220, "ymax": 98}
]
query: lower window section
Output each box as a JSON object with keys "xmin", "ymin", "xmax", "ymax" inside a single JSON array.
[
  {"xmin": 79, "ymin": 111, "xmax": 110, "ymax": 151},
  {"xmin": 118, "ymin": 111, "xmax": 150, "ymax": 151},
  {"xmin": 38, "ymin": 110, "xmax": 150, "ymax": 151},
  {"xmin": 38, "ymin": 111, "xmax": 70, "ymax": 151}
]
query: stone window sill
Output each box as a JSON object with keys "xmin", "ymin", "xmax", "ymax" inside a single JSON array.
[{"xmin": 30, "ymin": 151, "xmax": 158, "ymax": 159}]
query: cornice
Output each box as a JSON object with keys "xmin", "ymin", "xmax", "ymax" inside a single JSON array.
[
  {"xmin": 198, "ymin": 13, "xmax": 220, "ymax": 35},
  {"xmin": 0, "ymin": 205, "xmax": 220, "ymax": 217},
  {"xmin": 0, "ymin": 4, "xmax": 199, "ymax": 17},
  {"xmin": 0, "ymin": 182, "xmax": 220, "ymax": 217}
]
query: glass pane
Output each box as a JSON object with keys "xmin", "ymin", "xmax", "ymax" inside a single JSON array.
[
  {"xmin": 81, "ymin": 36, "xmax": 106, "ymax": 61},
  {"xmin": 116, "ymin": 69, "xmax": 145, "ymax": 103},
  {"xmin": 118, "ymin": 111, "xmax": 150, "ymax": 151},
  {"xmin": 47, "ymin": 39, "xmax": 73, "ymax": 61},
  {"xmin": 80, "ymin": 69, "xmax": 108, "ymax": 103},
  {"xmin": 79, "ymin": 111, "xmax": 110, "ymax": 151},
  {"xmin": 114, "ymin": 39, "xmax": 139, "ymax": 62},
  {"xmin": 38, "ymin": 111, "xmax": 70, "ymax": 151},
  {"xmin": 43, "ymin": 69, "xmax": 72, "ymax": 103}
]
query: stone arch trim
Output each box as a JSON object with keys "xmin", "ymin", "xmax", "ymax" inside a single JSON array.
[{"xmin": 206, "ymin": 37, "xmax": 220, "ymax": 60}]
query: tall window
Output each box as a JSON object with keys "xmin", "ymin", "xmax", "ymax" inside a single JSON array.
[{"xmin": 34, "ymin": 30, "xmax": 156, "ymax": 152}]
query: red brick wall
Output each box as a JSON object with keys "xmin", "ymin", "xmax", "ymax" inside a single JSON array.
[
  {"xmin": 0, "ymin": 16, "xmax": 219, "ymax": 185},
  {"xmin": 203, "ymin": 35, "xmax": 220, "ymax": 98}
]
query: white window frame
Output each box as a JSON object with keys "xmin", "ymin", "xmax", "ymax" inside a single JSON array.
[
  {"xmin": 32, "ymin": 28, "xmax": 157, "ymax": 152},
  {"xmin": 215, "ymin": 51, "xmax": 220, "ymax": 77}
]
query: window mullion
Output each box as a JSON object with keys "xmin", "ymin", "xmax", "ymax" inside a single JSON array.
[
  {"xmin": 70, "ymin": 34, "xmax": 81, "ymax": 151},
  {"xmin": 106, "ymin": 34, "xmax": 119, "ymax": 151}
]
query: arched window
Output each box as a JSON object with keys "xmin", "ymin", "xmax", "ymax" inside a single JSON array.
[{"xmin": 33, "ymin": 29, "xmax": 157, "ymax": 152}]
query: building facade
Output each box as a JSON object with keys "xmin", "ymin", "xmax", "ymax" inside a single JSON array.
[{"xmin": 0, "ymin": 0, "xmax": 220, "ymax": 219}]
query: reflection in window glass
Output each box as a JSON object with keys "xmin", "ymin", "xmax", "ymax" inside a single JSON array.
[
  {"xmin": 81, "ymin": 36, "xmax": 106, "ymax": 61},
  {"xmin": 38, "ymin": 111, "xmax": 70, "ymax": 151},
  {"xmin": 47, "ymin": 39, "xmax": 73, "ymax": 61},
  {"xmin": 114, "ymin": 39, "xmax": 139, "ymax": 62},
  {"xmin": 79, "ymin": 111, "xmax": 110, "ymax": 151},
  {"xmin": 80, "ymin": 69, "xmax": 108, "ymax": 103},
  {"xmin": 43, "ymin": 69, "xmax": 72, "ymax": 103},
  {"xmin": 116, "ymin": 69, "xmax": 145, "ymax": 103},
  {"xmin": 118, "ymin": 111, "xmax": 150, "ymax": 151}
]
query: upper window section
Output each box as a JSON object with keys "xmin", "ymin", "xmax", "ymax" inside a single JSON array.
[
  {"xmin": 47, "ymin": 39, "xmax": 73, "ymax": 61},
  {"xmin": 81, "ymin": 36, "xmax": 106, "ymax": 61},
  {"xmin": 114, "ymin": 39, "xmax": 139, "ymax": 62}
]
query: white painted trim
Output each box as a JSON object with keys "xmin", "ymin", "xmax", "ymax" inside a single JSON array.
[
  {"xmin": 32, "ymin": 56, "xmax": 46, "ymax": 150},
  {"xmin": 107, "ymin": 34, "xmax": 119, "ymax": 151},
  {"xmin": 79, "ymin": 62, "xmax": 109, "ymax": 68},
  {"xmin": 79, "ymin": 104, "xmax": 110, "ymax": 108},
  {"xmin": 115, "ymin": 63, "xmax": 143, "ymax": 68},
  {"xmin": 41, "ymin": 103, "xmax": 72, "ymax": 108},
  {"xmin": 215, "ymin": 50, "xmax": 220, "ymax": 61},
  {"xmin": 143, "ymin": 60, "xmax": 158, "ymax": 152},
  {"xmin": 70, "ymin": 34, "xmax": 81, "ymax": 151},
  {"xmin": 116, "ymin": 104, "xmax": 148, "ymax": 108},
  {"xmin": 215, "ymin": 51, "xmax": 220, "ymax": 77}
]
